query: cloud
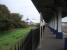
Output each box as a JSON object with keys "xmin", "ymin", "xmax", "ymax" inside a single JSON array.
[{"xmin": 0, "ymin": 0, "xmax": 40, "ymax": 23}]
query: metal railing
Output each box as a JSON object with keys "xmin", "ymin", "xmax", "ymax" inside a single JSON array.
[
  {"xmin": 10, "ymin": 36, "xmax": 24, "ymax": 50},
  {"xmin": 10, "ymin": 27, "xmax": 40, "ymax": 50}
]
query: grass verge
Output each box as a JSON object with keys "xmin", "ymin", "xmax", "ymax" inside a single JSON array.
[{"xmin": 0, "ymin": 27, "xmax": 31, "ymax": 50}]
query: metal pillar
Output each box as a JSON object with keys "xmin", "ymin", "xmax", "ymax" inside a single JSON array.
[
  {"xmin": 39, "ymin": 12, "xmax": 44, "ymax": 48},
  {"xmin": 57, "ymin": 7, "xmax": 62, "ymax": 32},
  {"xmin": 54, "ymin": 16, "xmax": 57, "ymax": 30},
  {"xmin": 53, "ymin": 18, "xmax": 55, "ymax": 29},
  {"xmin": 56, "ymin": 7, "xmax": 63, "ymax": 39},
  {"xmin": 51, "ymin": 19, "xmax": 53, "ymax": 28}
]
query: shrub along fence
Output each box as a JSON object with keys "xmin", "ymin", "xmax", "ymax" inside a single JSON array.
[{"xmin": 10, "ymin": 27, "xmax": 40, "ymax": 50}]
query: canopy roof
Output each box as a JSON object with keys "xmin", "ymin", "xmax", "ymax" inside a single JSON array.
[{"xmin": 32, "ymin": 0, "xmax": 67, "ymax": 22}]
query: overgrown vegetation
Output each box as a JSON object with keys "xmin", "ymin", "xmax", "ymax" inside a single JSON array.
[
  {"xmin": 0, "ymin": 4, "xmax": 29, "ymax": 31},
  {"xmin": 0, "ymin": 28, "xmax": 31, "ymax": 50},
  {"xmin": 0, "ymin": 4, "xmax": 31, "ymax": 50}
]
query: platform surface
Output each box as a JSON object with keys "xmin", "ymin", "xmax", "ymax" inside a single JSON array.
[{"xmin": 37, "ymin": 27, "xmax": 64, "ymax": 50}]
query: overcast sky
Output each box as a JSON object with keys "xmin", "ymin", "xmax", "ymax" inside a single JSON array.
[
  {"xmin": 62, "ymin": 17, "xmax": 67, "ymax": 22},
  {"xmin": 0, "ymin": 0, "xmax": 67, "ymax": 23},
  {"xmin": 0, "ymin": 0, "xmax": 40, "ymax": 23}
]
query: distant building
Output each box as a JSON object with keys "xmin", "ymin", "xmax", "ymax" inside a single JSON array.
[{"xmin": 62, "ymin": 22, "xmax": 67, "ymax": 26}]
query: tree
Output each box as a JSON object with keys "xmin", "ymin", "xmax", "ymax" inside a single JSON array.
[
  {"xmin": 0, "ymin": 4, "xmax": 10, "ymax": 31},
  {"xmin": 10, "ymin": 13, "xmax": 22, "ymax": 28},
  {"xmin": 0, "ymin": 4, "xmax": 23, "ymax": 31},
  {"xmin": 0, "ymin": 4, "xmax": 28, "ymax": 31}
]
